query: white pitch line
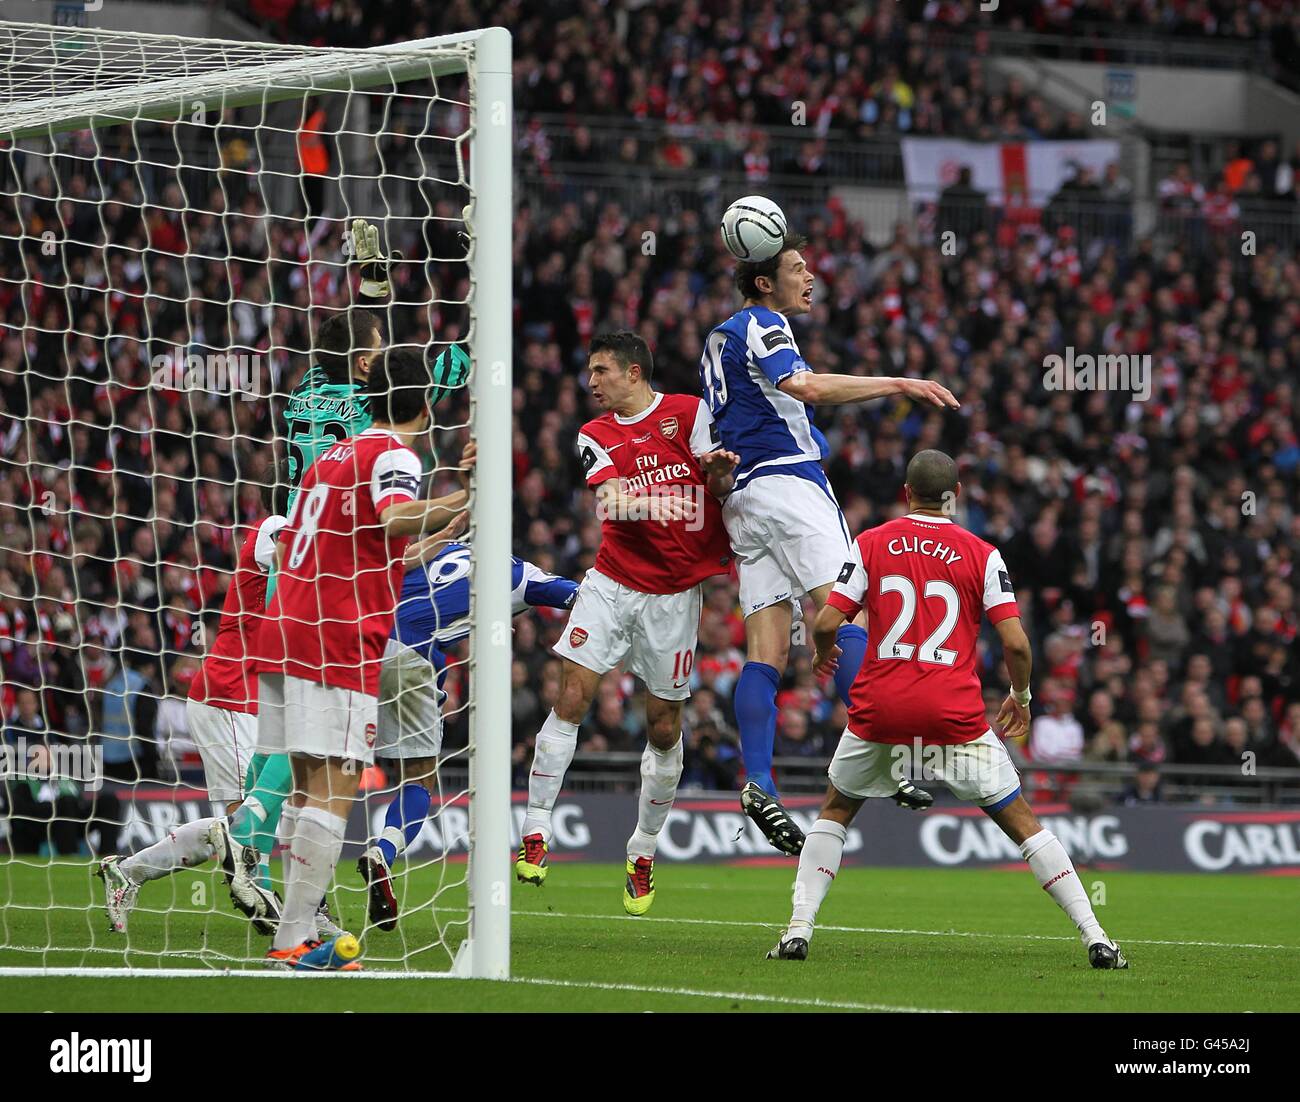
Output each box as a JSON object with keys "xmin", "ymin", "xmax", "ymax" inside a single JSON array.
[
  {"xmin": 4, "ymin": 909, "xmax": 1294, "ymax": 956},
  {"xmin": 506, "ymin": 975, "xmax": 948, "ymax": 1012},
  {"xmin": 0, "ymin": 966, "xmax": 948, "ymax": 1011},
  {"xmin": 506, "ymin": 908, "xmax": 1300, "ymax": 952}
]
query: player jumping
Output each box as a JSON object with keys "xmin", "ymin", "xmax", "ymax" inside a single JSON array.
[
  {"xmin": 515, "ymin": 331, "xmax": 737, "ymax": 915},
  {"xmin": 767, "ymin": 450, "xmax": 1128, "ymax": 969},
  {"xmin": 700, "ymin": 232, "xmax": 959, "ymax": 854}
]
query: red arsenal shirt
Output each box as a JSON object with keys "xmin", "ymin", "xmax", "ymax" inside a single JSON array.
[
  {"xmin": 189, "ymin": 514, "xmax": 286, "ymax": 714},
  {"xmin": 827, "ymin": 514, "xmax": 1020, "ymax": 745},
  {"xmin": 256, "ymin": 428, "xmax": 421, "ymax": 696},
  {"xmin": 577, "ymin": 392, "xmax": 732, "ymax": 595}
]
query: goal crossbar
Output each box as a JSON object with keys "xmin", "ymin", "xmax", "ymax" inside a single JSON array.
[{"xmin": 0, "ymin": 22, "xmax": 489, "ymax": 139}]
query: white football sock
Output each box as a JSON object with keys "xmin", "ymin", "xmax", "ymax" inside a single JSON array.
[
  {"xmin": 1020, "ymin": 829, "xmax": 1105, "ymax": 945},
  {"xmin": 627, "ymin": 738, "xmax": 684, "ymax": 860},
  {"xmin": 789, "ymin": 818, "xmax": 848, "ymax": 940},
  {"xmin": 120, "ymin": 817, "xmax": 218, "ymax": 884},
  {"xmin": 521, "ymin": 711, "xmax": 579, "ymax": 844},
  {"xmin": 278, "ymin": 803, "xmax": 299, "ymax": 853},
  {"xmin": 272, "ymin": 806, "xmax": 346, "ymax": 951},
  {"xmin": 378, "ymin": 826, "xmax": 406, "ymax": 860}
]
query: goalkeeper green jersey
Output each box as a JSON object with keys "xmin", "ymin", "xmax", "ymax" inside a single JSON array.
[{"xmin": 282, "ymin": 365, "xmax": 373, "ymax": 509}]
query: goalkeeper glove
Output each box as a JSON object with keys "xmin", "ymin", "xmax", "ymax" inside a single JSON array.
[
  {"xmin": 348, "ymin": 217, "xmax": 401, "ymax": 299},
  {"xmin": 430, "ymin": 344, "xmax": 471, "ymax": 407}
]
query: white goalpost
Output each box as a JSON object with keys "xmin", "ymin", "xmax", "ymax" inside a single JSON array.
[{"xmin": 0, "ymin": 21, "xmax": 512, "ymax": 978}]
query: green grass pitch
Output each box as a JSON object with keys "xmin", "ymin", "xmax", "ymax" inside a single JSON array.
[{"xmin": 1, "ymin": 858, "xmax": 1297, "ymax": 1012}]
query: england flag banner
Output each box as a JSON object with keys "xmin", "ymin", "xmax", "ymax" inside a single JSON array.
[{"xmin": 901, "ymin": 137, "xmax": 1123, "ymax": 206}]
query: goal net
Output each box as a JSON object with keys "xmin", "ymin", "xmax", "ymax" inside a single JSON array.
[{"xmin": 0, "ymin": 22, "xmax": 512, "ymax": 978}]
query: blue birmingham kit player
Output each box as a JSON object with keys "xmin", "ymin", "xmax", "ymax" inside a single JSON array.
[
  {"xmin": 700, "ymin": 230, "xmax": 959, "ymax": 854},
  {"xmin": 357, "ymin": 539, "xmax": 578, "ymax": 931}
]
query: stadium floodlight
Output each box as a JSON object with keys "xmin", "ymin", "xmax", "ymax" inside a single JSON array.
[{"xmin": 0, "ymin": 20, "xmax": 511, "ymax": 980}]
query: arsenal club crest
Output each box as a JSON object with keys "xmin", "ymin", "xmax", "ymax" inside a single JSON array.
[
  {"xmin": 365, "ymin": 722, "xmax": 377, "ymax": 747},
  {"xmin": 659, "ymin": 416, "xmax": 679, "ymax": 440},
  {"xmin": 569, "ymin": 627, "xmax": 589, "ymax": 648}
]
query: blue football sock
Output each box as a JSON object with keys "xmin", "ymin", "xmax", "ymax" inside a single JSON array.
[
  {"xmin": 375, "ymin": 783, "xmax": 432, "ymax": 866},
  {"xmin": 833, "ymin": 624, "xmax": 868, "ymax": 708},
  {"xmin": 735, "ymin": 661, "xmax": 780, "ymax": 797}
]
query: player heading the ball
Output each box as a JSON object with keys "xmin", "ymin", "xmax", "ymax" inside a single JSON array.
[
  {"xmin": 701, "ymin": 227, "xmax": 959, "ymax": 854},
  {"xmin": 767, "ymin": 450, "xmax": 1128, "ymax": 970},
  {"xmin": 517, "ymin": 331, "xmax": 738, "ymax": 916}
]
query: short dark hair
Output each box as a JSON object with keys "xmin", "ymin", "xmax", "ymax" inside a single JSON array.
[
  {"xmin": 588, "ymin": 330, "xmax": 653, "ymax": 384},
  {"xmin": 735, "ymin": 233, "xmax": 808, "ymax": 300},
  {"xmin": 905, "ymin": 449, "xmax": 959, "ymax": 508},
  {"xmin": 316, "ymin": 309, "xmax": 382, "ymax": 382},
  {"xmin": 368, "ymin": 346, "xmax": 431, "ymax": 425}
]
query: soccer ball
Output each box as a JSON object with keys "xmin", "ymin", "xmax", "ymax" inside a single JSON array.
[{"xmin": 720, "ymin": 195, "xmax": 787, "ymax": 262}]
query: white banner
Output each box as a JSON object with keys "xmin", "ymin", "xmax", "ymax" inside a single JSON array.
[{"xmin": 901, "ymin": 137, "xmax": 1122, "ymax": 206}]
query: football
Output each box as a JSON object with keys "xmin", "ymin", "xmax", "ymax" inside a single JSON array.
[{"xmin": 720, "ymin": 194, "xmax": 787, "ymax": 261}]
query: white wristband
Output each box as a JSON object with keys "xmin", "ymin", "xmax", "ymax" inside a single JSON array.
[{"xmin": 1011, "ymin": 686, "xmax": 1032, "ymax": 708}]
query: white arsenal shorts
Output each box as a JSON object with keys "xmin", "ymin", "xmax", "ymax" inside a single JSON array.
[
  {"xmin": 187, "ymin": 699, "xmax": 257, "ymax": 806},
  {"xmin": 828, "ymin": 728, "xmax": 1021, "ymax": 807},
  {"xmin": 722, "ymin": 472, "xmax": 852, "ymax": 617},
  {"xmin": 552, "ymin": 568, "xmax": 702, "ymax": 701},
  {"xmin": 375, "ymin": 638, "xmax": 443, "ymax": 761},
  {"xmin": 256, "ymin": 673, "xmax": 378, "ymax": 765}
]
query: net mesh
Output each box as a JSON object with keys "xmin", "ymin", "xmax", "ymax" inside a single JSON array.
[{"xmin": 0, "ymin": 22, "xmax": 485, "ymax": 974}]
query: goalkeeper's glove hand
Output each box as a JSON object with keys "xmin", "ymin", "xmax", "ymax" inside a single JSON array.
[{"xmin": 349, "ymin": 217, "xmax": 401, "ymax": 299}]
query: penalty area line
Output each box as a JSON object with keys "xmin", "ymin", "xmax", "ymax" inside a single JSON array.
[{"xmin": 0, "ymin": 966, "xmax": 948, "ymax": 1010}]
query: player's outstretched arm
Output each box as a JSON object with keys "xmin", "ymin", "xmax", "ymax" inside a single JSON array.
[
  {"xmin": 381, "ymin": 493, "xmax": 467, "ymax": 538},
  {"xmin": 779, "ymin": 372, "xmax": 959, "ymax": 410},
  {"xmin": 812, "ymin": 602, "xmax": 847, "ymax": 675},
  {"xmin": 993, "ymin": 616, "xmax": 1033, "ymax": 740},
  {"xmin": 380, "ymin": 442, "xmax": 474, "ymax": 538}
]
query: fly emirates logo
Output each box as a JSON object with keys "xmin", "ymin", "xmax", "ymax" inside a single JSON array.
[
  {"xmin": 887, "ymin": 533, "xmax": 963, "ymax": 567},
  {"xmin": 620, "ymin": 452, "xmax": 693, "ymax": 494}
]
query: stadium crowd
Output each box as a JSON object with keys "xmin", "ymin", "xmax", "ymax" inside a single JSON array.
[{"xmin": 1, "ymin": 4, "xmax": 1299, "ymax": 849}]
